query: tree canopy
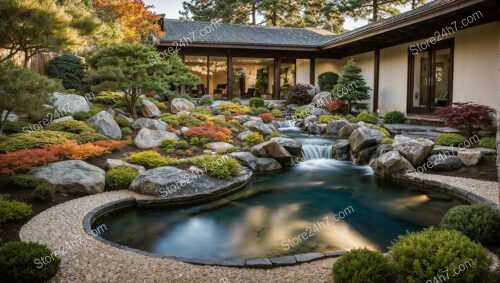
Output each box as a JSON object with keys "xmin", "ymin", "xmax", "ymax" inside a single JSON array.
[{"xmin": 339, "ymin": 0, "xmax": 428, "ymax": 22}]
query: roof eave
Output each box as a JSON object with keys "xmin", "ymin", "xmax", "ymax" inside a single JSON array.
[{"xmin": 158, "ymin": 41, "xmax": 321, "ymax": 52}]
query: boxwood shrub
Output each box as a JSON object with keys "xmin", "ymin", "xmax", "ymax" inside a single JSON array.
[
  {"xmin": 333, "ymin": 248, "xmax": 393, "ymax": 283},
  {"xmin": 383, "ymin": 111, "xmax": 406, "ymax": 124},
  {"xmin": 388, "ymin": 227, "xmax": 492, "ymax": 283},
  {"xmin": 105, "ymin": 167, "xmax": 139, "ymax": 190},
  {"xmin": 435, "ymin": 133, "xmax": 466, "ymax": 146},
  {"xmin": 356, "ymin": 112, "xmax": 378, "ymax": 124},
  {"xmin": 190, "ymin": 154, "xmax": 241, "ymax": 180},
  {"xmin": 440, "ymin": 204, "xmax": 500, "ymax": 245},
  {"xmin": 0, "ymin": 198, "xmax": 32, "ymax": 224},
  {"xmin": 128, "ymin": 151, "xmax": 176, "ymax": 169},
  {"xmin": 0, "ymin": 241, "xmax": 60, "ymax": 283}
]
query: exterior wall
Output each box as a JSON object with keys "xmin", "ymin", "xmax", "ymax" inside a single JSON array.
[
  {"xmin": 315, "ymin": 59, "xmax": 342, "ymax": 86},
  {"xmin": 378, "ymin": 45, "xmax": 409, "ymax": 115},
  {"xmin": 296, "ymin": 59, "xmax": 311, "ymax": 84}
]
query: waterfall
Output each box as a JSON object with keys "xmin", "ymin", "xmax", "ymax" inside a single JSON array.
[
  {"xmin": 302, "ymin": 144, "xmax": 333, "ymax": 160},
  {"xmin": 275, "ymin": 120, "xmax": 299, "ymax": 130}
]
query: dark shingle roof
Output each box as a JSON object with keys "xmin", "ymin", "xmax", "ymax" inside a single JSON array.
[{"xmin": 161, "ymin": 19, "xmax": 337, "ymax": 47}]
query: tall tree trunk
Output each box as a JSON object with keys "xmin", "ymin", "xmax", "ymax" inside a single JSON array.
[
  {"xmin": 412, "ymin": 0, "xmax": 416, "ymax": 9},
  {"xmin": 251, "ymin": 4, "xmax": 256, "ymax": 25},
  {"xmin": 130, "ymin": 93, "xmax": 138, "ymax": 120},
  {"xmin": 0, "ymin": 110, "xmax": 12, "ymax": 135},
  {"xmin": 373, "ymin": 0, "xmax": 379, "ymax": 22},
  {"xmin": 23, "ymin": 50, "xmax": 30, "ymax": 69}
]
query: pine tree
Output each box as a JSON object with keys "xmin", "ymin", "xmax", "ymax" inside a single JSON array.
[
  {"xmin": 332, "ymin": 59, "xmax": 371, "ymax": 113},
  {"xmin": 339, "ymin": 0, "xmax": 426, "ymax": 22}
]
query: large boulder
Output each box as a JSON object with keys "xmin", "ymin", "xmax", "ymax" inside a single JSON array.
[
  {"xmin": 256, "ymin": 158, "xmax": 282, "ymax": 171},
  {"xmin": 352, "ymin": 146, "xmax": 377, "ymax": 165},
  {"xmin": 307, "ymin": 122, "xmax": 321, "ymax": 135},
  {"xmin": 132, "ymin": 118, "xmax": 167, "ymax": 131},
  {"xmin": 105, "ymin": 159, "xmax": 146, "ymax": 174},
  {"xmin": 270, "ymin": 137, "xmax": 302, "ymax": 156},
  {"xmin": 311, "ymin": 108, "xmax": 328, "ymax": 116},
  {"xmin": 87, "ymin": 110, "xmax": 122, "ymax": 140},
  {"xmin": 129, "ymin": 166, "xmax": 252, "ymax": 198},
  {"xmin": 371, "ymin": 151, "xmax": 415, "ymax": 177},
  {"xmin": 204, "ymin": 142, "xmax": 235, "ymax": 153},
  {"xmin": 325, "ymin": 119, "xmax": 349, "ymax": 135},
  {"xmin": 312, "ymin": 92, "xmax": 331, "ymax": 107},
  {"xmin": 349, "ymin": 126, "xmax": 385, "ymax": 153},
  {"xmin": 332, "ymin": 140, "xmax": 350, "ymax": 161},
  {"xmin": 338, "ymin": 123, "xmax": 359, "ymax": 138},
  {"xmin": 232, "ymin": 115, "xmax": 252, "ymax": 124},
  {"xmin": 32, "ymin": 160, "xmax": 105, "ymax": 194},
  {"xmin": 243, "ymin": 120, "xmax": 276, "ymax": 135},
  {"xmin": 229, "ymin": 152, "xmax": 282, "ymax": 171},
  {"xmin": 171, "ymin": 98, "xmax": 195, "ymax": 114},
  {"xmin": 140, "ymin": 100, "xmax": 161, "ymax": 118},
  {"xmin": 394, "ymin": 136, "xmax": 434, "ymax": 166},
  {"xmin": 427, "ymin": 154, "xmax": 462, "ymax": 171},
  {"xmin": 53, "ymin": 92, "xmax": 90, "ymax": 114},
  {"xmin": 303, "ymin": 115, "xmax": 318, "ymax": 125},
  {"xmin": 237, "ymin": 130, "xmax": 254, "ymax": 141},
  {"xmin": 251, "ymin": 141, "xmax": 293, "ymax": 166},
  {"xmin": 133, "ymin": 128, "xmax": 179, "ymax": 149},
  {"xmin": 373, "ymin": 144, "xmax": 393, "ymax": 159},
  {"xmin": 457, "ymin": 151, "xmax": 482, "ymax": 166}
]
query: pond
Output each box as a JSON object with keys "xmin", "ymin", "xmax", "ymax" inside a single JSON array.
[{"xmin": 93, "ymin": 123, "xmax": 465, "ymax": 262}]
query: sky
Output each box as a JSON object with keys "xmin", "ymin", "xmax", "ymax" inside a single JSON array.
[{"xmin": 143, "ymin": 0, "xmax": 368, "ymax": 31}]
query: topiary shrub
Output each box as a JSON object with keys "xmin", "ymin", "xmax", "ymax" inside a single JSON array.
[
  {"xmin": 198, "ymin": 95, "xmax": 214, "ymax": 106},
  {"xmin": 3, "ymin": 121, "xmax": 39, "ymax": 134},
  {"xmin": 47, "ymin": 120, "xmax": 94, "ymax": 134},
  {"xmin": 435, "ymin": 133, "xmax": 466, "ymax": 146},
  {"xmin": 478, "ymin": 137, "xmax": 496, "ymax": 149},
  {"xmin": 7, "ymin": 174, "xmax": 39, "ymax": 189},
  {"xmin": 128, "ymin": 151, "xmax": 177, "ymax": 169},
  {"xmin": 271, "ymin": 109, "xmax": 282, "ymax": 118},
  {"xmin": 440, "ymin": 204, "xmax": 500, "ymax": 246},
  {"xmin": 333, "ymin": 248, "xmax": 393, "ymax": 283},
  {"xmin": 318, "ymin": 115, "xmax": 341, "ymax": 124},
  {"xmin": 0, "ymin": 198, "xmax": 32, "ymax": 224},
  {"xmin": 243, "ymin": 132, "xmax": 264, "ymax": 147},
  {"xmin": 388, "ymin": 227, "xmax": 492, "ymax": 283},
  {"xmin": 249, "ymin": 97, "xmax": 265, "ymax": 108},
  {"xmin": 190, "ymin": 154, "xmax": 241, "ymax": 180},
  {"xmin": 0, "ymin": 241, "xmax": 60, "ymax": 283},
  {"xmin": 161, "ymin": 138, "xmax": 178, "ymax": 150},
  {"xmin": 356, "ymin": 112, "xmax": 378, "ymax": 124},
  {"xmin": 287, "ymin": 83, "xmax": 313, "ymax": 105},
  {"xmin": 318, "ymin": 72, "xmax": 339, "ymax": 91},
  {"xmin": 105, "ymin": 167, "xmax": 139, "ymax": 190},
  {"xmin": 32, "ymin": 184, "xmax": 56, "ymax": 202},
  {"xmin": 383, "ymin": 111, "xmax": 406, "ymax": 124},
  {"xmin": 47, "ymin": 54, "xmax": 85, "ymax": 90}
]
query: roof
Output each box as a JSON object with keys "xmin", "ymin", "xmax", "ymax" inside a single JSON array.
[{"xmin": 160, "ymin": 19, "xmax": 337, "ymax": 48}]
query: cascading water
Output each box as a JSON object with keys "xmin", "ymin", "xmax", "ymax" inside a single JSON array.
[
  {"xmin": 301, "ymin": 144, "xmax": 333, "ymax": 160},
  {"xmin": 275, "ymin": 120, "xmax": 299, "ymax": 130}
]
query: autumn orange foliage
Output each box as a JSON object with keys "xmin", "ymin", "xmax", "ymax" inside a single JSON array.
[{"xmin": 184, "ymin": 122, "xmax": 232, "ymax": 142}]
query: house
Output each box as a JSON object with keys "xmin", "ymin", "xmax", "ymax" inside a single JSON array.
[{"xmin": 158, "ymin": 0, "xmax": 500, "ymax": 115}]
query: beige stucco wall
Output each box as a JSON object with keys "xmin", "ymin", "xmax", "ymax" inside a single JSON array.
[
  {"xmin": 378, "ymin": 45, "xmax": 409, "ymax": 115},
  {"xmin": 296, "ymin": 59, "xmax": 311, "ymax": 84}
]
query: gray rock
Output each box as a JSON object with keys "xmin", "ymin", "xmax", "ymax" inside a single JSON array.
[
  {"xmin": 230, "ymin": 152, "xmax": 258, "ymax": 171},
  {"xmin": 394, "ymin": 136, "xmax": 434, "ymax": 166},
  {"xmin": 140, "ymin": 100, "xmax": 161, "ymax": 118},
  {"xmin": 294, "ymin": 253, "xmax": 324, "ymax": 263},
  {"xmin": 270, "ymin": 137, "xmax": 302, "ymax": 156},
  {"xmin": 270, "ymin": 256, "xmax": 296, "ymax": 266},
  {"xmin": 311, "ymin": 108, "xmax": 328, "ymax": 116},
  {"xmin": 118, "ymin": 114, "xmax": 134, "ymax": 124},
  {"xmin": 204, "ymin": 142, "xmax": 235, "ymax": 153},
  {"xmin": 457, "ymin": 151, "xmax": 482, "ymax": 166},
  {"xmin": 312, "ymin": 92, "xmax": 331, "ymax": 107},
  {"xmin": 105, "ymin": 159, "xmax": 146, "ymax": 174},
  {"xmin": 325, "ymin": 119, "xmax": 349, "ymax": 135},
  {"xmin": 307, "ymin": 122, "xmax": 321, "ymax": 135},
  {"xmin": 338, "ymin": 123, "xmax": 359, "ymax": 138},
  {"xmin": 248, "ymin": 116, "xmax": 264, "ymax": 123},
  {"xmin": 232, "ymin": 115, "xmax": 252, "ymax": 124},
  {"xmin": 372, "ymin": 151, "xmax": 415, "ymax": 177},
  {"xmin": 349, "ymin": 126, "xmax": 385, "ymax": 152},
  {"xmin": 251, "ymin": 141, "xmax": 293, "ymax": 166},
  {"xmin": 352, "ymin": 145, "xmax": 377, "ymax": 165},
  {"xmin": 52, "ymin": 116, "xmax": 74, "ymax": 123},
  {"xmin": 427, "ymin": 154, "xmax": 462, "ymax": 171},
  {"xmin": 171, "ymin": 98, "xmax": 195, "ymax": 114},
  {"xmin": 243, "ymin": 120, "xmax": 276, "ymax": 135},
  {"xmin": 87, "ymin": 110, "xmax": 122, "ymax": 140},
  {"xmin": 132, "ymin": 118, "xmax": 167, "ymax": 131},
  {"xmin": 133, "ymin": 128, "xmax": 179, "ymax": 149},
  {"xmin": 129, "ymin": 166, "xmax": 252, "ymax": 197},
  {"xmin": 32, "ymin": 160, "xmax": 105, "ymax": 194},
  {"xmin": 332, "ymin": 140, "xmax": 350, "ymax": 161},
  {"xmin": 52, "ymin": 92, "xmax": 90, "ymax": 114},
  {"xmin": 256, "ymin": 158, "xmax": 282, "ymax": 171},
  {"xmin": 237, "ymin": 130, "xmax": 254, "ymax": 141},
  {"xmin": 303, "ymin": 115, "xmax": 318, "ymax": 125},
  {"xmin": 106, "ymin": 108, "xmax": 115, "ymax": 117},
  {"xmin": 373, "ymin": 144, "xmax": 393, "ymax": 159},
  {"xmin": 246, "ymin": 258, "xmax": 272, "ymax": 268}
]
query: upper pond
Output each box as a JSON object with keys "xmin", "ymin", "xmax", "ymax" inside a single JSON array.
[{"xmin": 93, "ymin": 124, "xmax": 465, "ymax": 261}]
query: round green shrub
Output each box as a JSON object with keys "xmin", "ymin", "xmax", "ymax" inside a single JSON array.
[
  {"xmin": 478, "ymin": 137, "xmax": 496, "ymax": 149},
  {"xmin": 121, "ymin": 127, "xmax": 132, "ymax": 134},
  {"xmin": 356, "ymin": 112, "xmax": 378, "ymax": 124},
  {"xmin": 198, "ymin": 95, "xmax": 214, "ymax": 106},
  {"xmin": 48, "ymin": 54, "xmax": 84, "ymax": 90},
  {"xmin": 128, "ymin": 151, "xmax": 176, "ymax": 169},
  {"xmin": 165, "ymin": 148, "xmax": 175, "ymax": 154},
  {"xmin": 105, "ymin": 167, "xmax": 139, "ymax": 190},
  {"xmin": 0, "ymin": 241, "xmax": 60, "ymax": 283},
  {"xmin": 47, "ymin": 120, "xmax": 94, "ymax": 134},
  {"xmin": 93, "ymin": 91, "xmax": 125, "ymax": 105},
  {"xmin": 32, "ymin": 184, "xmax": 56, "ymax": 202},
  {"xmin": 435, "ymin": 133, "xmax": 466, "ymax": 146},
  {"xmin": 388, "ymin": 227, "xmax": 492, "ymax": 283},
  {"xmin": 161, "ymin": 138, "xmax": 178, "ymax": 150},
  {"xmin": 318, "ymin": 72, "xmax": 339, "ymax": 91},
  {"xmin": 114, "ymin": 117, "xmax": 131, "ymax": 128},
  {"xmin": 333, "ymin": 248, "xmax": 393, "ymax": 283},
  {"xmin": 189, "ymin": 137, "xmax": 201, "ymax": 146},
  {"xmin": 243, "ymin": 132, "xmax": 264, "ymax": 146},
  {"xmin": 7, "ymin": 174, "xmax": 39, "ymax": 189},
  {"xmin": 440, "ymin": 204, "xmax": 500, "ymax": 245},
  {"xmin": 191, "ymin": 155, "xmax": 241, "ymax": 180},
  {"xmin": 383, "ymin": 111, "xmax": 406, "ymax": 124},
  {"xmin": 176, "ymin": 149, "xmax": 184, "ymax": 156},
  {"xmin": 249, "ymin": 97, "xmax": 265, "ymax": 108},
  {"xmin": 0, "ymin": 198, "xmax": 32, "ymax": 224},
  {"xmin": 176, "ymin": 140, "xmax": 189, "ymax": 149},
  {"xmin": 271, "ymin": 109, "xmax": 283, "ymax": 118}
]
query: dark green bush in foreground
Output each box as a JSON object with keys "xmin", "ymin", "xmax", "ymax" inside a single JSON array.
[
  {"xmin": 7, "ymin": 174, "xmax": 39, "ymax": 189},
  {"xmin": 333, "ymin": 248, "xmax": 393, "ymax": 283},
  {"xmin": 383, "ymin": 111, "xmax": 406, "ymax": 124},
  {"xmin": 105, "ymin": 167, "xmax": 139, "ymax": 190},
  {"xmin": 388, "ymin": 228, "xmax": 491, "ymax": 283},
  {"xmin": 190, "ymin": 155, "xmax": 241, "ymax": 180},
  {"xmin": 32, "ymin": 184, "xmax": 56, "ymax": 202},
  {"xmin": 0, "ymin": 241, "xmax": 60, "ymax": 283},
  {"xmin": 441, "ymin": 204, "xmax": 500, "ymax": 246},
  {"xmin": 0, "ymin": 198, "xmax": 32, "ymax": 224},
  {"xmin": 435, "ymin": 133, "xmax": 466, "ymax": 146}
]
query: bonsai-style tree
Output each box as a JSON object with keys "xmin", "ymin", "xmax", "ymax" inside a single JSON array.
[
  {"xmin": 435, "ymin": 102, "xmax": 496, "ymax": 137},
  {"xmin": 0, "ymin": 62, "xmax": 62, "ymax": 134},
  {"xmin": 318, "ymin": 72, "xmax": 339, "ymax": 91},
  {"xmin": 332, "ymin": 59, "xmax": 371, "ymax": 113},
  {"xmin": 85, "ymin": 44, "xmax": 198, "ymax": 119}
]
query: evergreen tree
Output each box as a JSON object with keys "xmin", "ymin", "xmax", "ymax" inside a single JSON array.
[
  {"xmin": 332, "ymin": 59, "xmax": 371, "ymax": 113},
  {"xmin": 48, "ymin": 55, "xmax": 86, "ymax": 91},
  {"xmin": 180, "ymin": 0, "xmax": 253, "ymax": 24},
  {"xmin": 339, "ymin": 0, "xmax": 427, "ymax": 22},
  {"xmin": 0, "ymin": 62, "xmax": 62, "ymax": 134}
]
